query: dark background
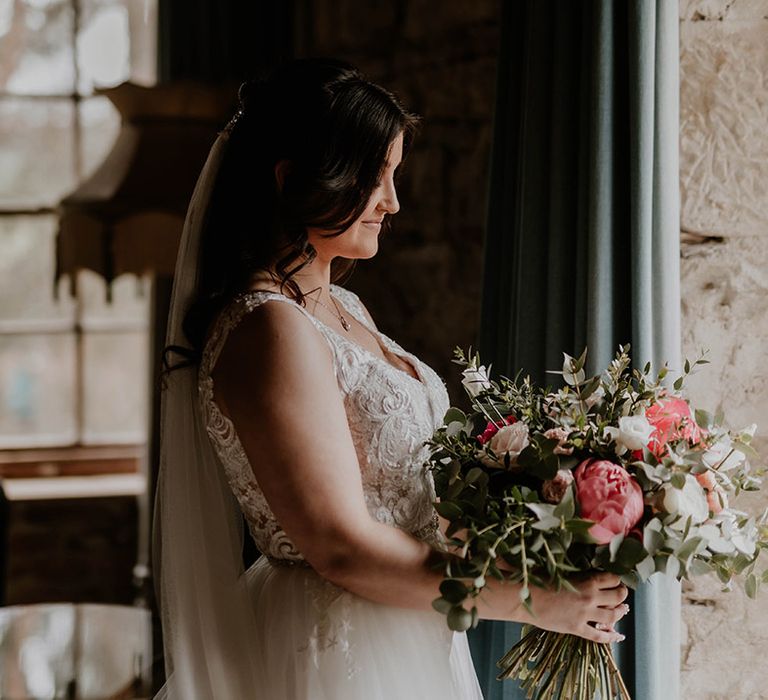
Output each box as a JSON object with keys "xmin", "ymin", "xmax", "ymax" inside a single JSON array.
[{"xmin": 160, "ymin": 0, "xmax": 504, "ymax": 397}]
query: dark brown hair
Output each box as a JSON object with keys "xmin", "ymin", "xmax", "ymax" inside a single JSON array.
[{"xmin": 164, "ymin": 58, "xmax": 420, "ymax": 373}]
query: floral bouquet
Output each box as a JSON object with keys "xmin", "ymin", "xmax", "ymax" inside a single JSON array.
[{"xmin": 427, "ymin": 346, "xmax": 767, "ymax": 700}]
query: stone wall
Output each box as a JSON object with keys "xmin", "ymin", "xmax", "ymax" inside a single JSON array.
[
  {"xmin": 679, "ymin": 1, "xmax": 768, "ymax": 698},
  {"xmin": 293, "ymin": 0, "xmax": 501, "ymax": 397}
]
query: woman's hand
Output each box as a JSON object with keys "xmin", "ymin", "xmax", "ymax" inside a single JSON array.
[{"xmin": 513, "ymin": 572, "xmax": 629, "ymax": 644}]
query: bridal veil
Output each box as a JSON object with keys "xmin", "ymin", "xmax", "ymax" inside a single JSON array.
[{"xmin": 152, "ymin": 122, "xmax": 266, "ymax": 698}]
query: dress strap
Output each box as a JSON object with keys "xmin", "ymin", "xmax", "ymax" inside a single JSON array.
[
  {"xmin": 329, "ymin": 285, "xmax": 375, "ymax": 332},
  {"xmin": 200, "ymin": 291, "xmax": 327, "ymax": 380}
]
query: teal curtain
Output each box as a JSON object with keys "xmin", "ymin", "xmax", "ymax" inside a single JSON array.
[{"xmin": 473, "ymin": 1, "xmax": 680, "ymax": 698}]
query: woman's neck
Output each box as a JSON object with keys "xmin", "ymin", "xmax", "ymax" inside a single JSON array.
[
  {"xmin": 291, "ymin": 255, "xmax": 333, "ymax": 295},
  {"xmin": 251, "ymin": 254, "xmax": 334, "ymax": 299}
]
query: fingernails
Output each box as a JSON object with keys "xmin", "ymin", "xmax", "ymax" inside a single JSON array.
[
  {"xmin": 614, "ymin": 634, "xmax": 626, "ymax": 642},
  {"xmin": 623, "ymin": 603, "xmax": 630, "ymax": 613}
]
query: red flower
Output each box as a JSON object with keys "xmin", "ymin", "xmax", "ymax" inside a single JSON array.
[
  {"xmin": 645, "ymin": 397, "xmax": 705, "ymax": 458},
  {"xmin": 477, "ymin": 415, "xmax": 517, "ymax": 445}
]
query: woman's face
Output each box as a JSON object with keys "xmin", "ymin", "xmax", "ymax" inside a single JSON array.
[{"xmin": 308, "ymin": 131, "xmax": 403, "ymax": 261}]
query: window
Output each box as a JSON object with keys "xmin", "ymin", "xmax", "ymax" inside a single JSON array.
[{"xmin": 0, "ymin": 0, "xmax": 157, "ymax": 452}]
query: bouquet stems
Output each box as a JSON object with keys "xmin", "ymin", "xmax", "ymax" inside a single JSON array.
[{"xmin": 496, "ymin": 627, "xmax": 631, "ymax": 700}]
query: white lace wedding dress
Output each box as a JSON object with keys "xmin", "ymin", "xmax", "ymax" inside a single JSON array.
[{"xmin": 197, "ymin": 284, "xmax": 484, "ymax": 699}]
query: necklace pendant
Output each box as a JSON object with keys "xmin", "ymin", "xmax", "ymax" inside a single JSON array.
[{"xmin": 340, "ymin": 316, "xmax": 351, "ymax": 331}]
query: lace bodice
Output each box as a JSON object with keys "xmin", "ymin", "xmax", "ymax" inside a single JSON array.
[{"xmin": 198, "ymin": 285, "xmax": 450, "ymax": 564}]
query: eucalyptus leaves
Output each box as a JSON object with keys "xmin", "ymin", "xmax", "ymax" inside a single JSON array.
[{"xmin": 428, "ymin": 346, "xmax": 767, "ymax": 699}]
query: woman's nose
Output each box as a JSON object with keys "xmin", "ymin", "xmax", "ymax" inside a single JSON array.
[{"xmin": 381, "ymin": 180, "xmax": 400, "ymax": 215}]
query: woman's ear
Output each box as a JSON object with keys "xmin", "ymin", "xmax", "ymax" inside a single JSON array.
[{"xmin": 274, "ymin": 159, "xmax": 291, "ymax": 193}]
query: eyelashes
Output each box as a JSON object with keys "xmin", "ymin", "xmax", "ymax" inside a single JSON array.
[
  {"xmin": 378, "ymin": 165, "xmax": 403, "ymax": 188},
  {"xmin": 373, "ymin": 163, "xmax": 403, "ymax": 190}
]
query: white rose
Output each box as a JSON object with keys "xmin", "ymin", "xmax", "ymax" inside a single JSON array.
[
  {"xmin": 461, "ymin": 365, "xmax": 491, "ymax": 397},
  {"xmin": 481, "ymin": 422, "xmax": 530, "ymax": 468},
  {"xmin": 662, "ymin": 475, "xmax": 709, "ymax": 530},
  {"xmin": 605, "ymin": 415, "xmax": 654, "ymax": 456},
  {"xmin": 702, "ymin": 437, "xmax": 745, "ymax": 472}
]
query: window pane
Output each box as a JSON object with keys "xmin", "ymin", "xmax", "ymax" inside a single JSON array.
[
  {"xmin": 80, "ymin": 330, "xmax": 148, "ymax": 445},
  {"xmin": 0, "ymin": 97, "xmax": 76, "ymax": 208},
  {"xmin": 76, "ymin": 0, "xmax": 130, "ymax": 95},
  {"xmin": 78, "ymin": 95, "xmax": 121, "ymax": 183},
  {"xmin": 0, "ymin": 332, "xmax": 77, "ymax": 448},
  {"xmin": 125, "ymin": 0, "xmax": 157, "ymax": 86},
  {"xmin": 77, "ymin": 273, "xmax": 151, "ymax": 446},
  {"xmin": 78, "ymin": 270, "xmax": 150, "ymax": 326},
  {"xmin": 0, "ymin": 214, "xmax": 76, "ymax": 323},
  {"xmin": 0, "ymin": 0, "xmax": 76, "ymax": 96}
]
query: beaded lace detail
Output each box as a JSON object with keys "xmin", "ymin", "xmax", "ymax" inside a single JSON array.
[{"xmin": 198, "ymin": 284, "xmax": 450, "ymax": 564}]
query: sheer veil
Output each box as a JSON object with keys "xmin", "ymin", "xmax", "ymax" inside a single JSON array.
[{"xmin": 152, "ymin": 125, "xmax": 266, "ymax": 698}]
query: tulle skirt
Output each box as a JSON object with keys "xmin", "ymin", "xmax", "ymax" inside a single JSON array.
[{"xmin": 245, "ymin": 556, "xmax": 484, "ymax": 700}]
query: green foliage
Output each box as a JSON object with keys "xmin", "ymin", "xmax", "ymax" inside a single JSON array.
[{"xmin": 429, "ymin": 343, "xmax": 768, "ymax": 689}]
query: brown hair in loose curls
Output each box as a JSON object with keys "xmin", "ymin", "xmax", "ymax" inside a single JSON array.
[{"xmin": 165, "ymin": 58, "xmax": 420, "ymax": 372}]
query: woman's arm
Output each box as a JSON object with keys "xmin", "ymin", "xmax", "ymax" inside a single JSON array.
[{"xmin": 212, "ymin": 301, "xmax": 627, "ymax": 643}]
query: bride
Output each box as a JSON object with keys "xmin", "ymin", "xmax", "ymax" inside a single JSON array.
[{"xmin": 154, "ymin": 58, "xmax": 629, "ymax": 699}]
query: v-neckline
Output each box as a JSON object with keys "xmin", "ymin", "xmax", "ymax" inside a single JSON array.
[
  {"xmin": 315, "ymin": 291, "xmax": 427, "ymax": 388},
  {"xmin": 241, "ymin": 288, "xmax": 427, "ymax": 388}
]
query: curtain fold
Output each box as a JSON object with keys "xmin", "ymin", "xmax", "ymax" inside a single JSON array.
[{"xmin": 473, "ymin": 1, "xmax": 681, "ymax": 698}]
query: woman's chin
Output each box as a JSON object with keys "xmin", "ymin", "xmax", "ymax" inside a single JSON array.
[
  {"xmin": 319, "ymin": 228, "xmax": 381, "ymax": 260},
  {"xmin": 344, "ymin": 240, "xmax": 380, "ymax": 260},
  {"xmin": 358, "ymin": 243, "xmax": 379, "ymax": 259}
]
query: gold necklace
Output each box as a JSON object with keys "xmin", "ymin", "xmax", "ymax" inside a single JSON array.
[{"xmin": 311, "ymin": 293, "xmax": 351, "ymax": 332}]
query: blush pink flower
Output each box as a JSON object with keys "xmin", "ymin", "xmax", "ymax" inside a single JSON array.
[
  {"xmin": 477, "ymin": 415, "xmax": 517, "ymax": 445},
  {"xmin": 543, "ymin": 427, "xmax": 574, "ymax": 455},
  {"xmin": 574, "ymin": 459, "xmax": 644, "ymax": 544},
  {"xmin": 542, "ymin": 469, "xmax": 574, "ymax": 504},
  {"xmin": 644, "ymin": 396, "xmax": 705, "ymax": 458}
]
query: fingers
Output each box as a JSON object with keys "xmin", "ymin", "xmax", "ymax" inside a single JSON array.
[
  {"xmin": 581, "ymin": 622, "xmax": 626, "ymax": 644},
  {"xmin": 592, "ymin": 572, "xmax": 625, "ymax": 590},
  {"xmin": 591, "ymin": 603, "xmax": 630, "ymax": 627},
  {"xmin": 598, "ymin": 583, "xmax": 628, "ymax": 607},
  {"xmin": 573, "ymin": 573, "xmax": 626, "ymax": 598},
  {"xmin": 582, "ymin": 574, "xmax": 627, "ymax": 602}
]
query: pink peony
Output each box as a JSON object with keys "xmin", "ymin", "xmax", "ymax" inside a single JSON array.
[
  {"xmin": 574, "ymin": 459, "xmax": 644, "ymax": 544},
  {"xmin": 477, "ymin": 415, "xmax": 517, "ymax": 445},
  {"xmin": 644, "ymin": 396, "xmax": 705, "ymax": 458}
]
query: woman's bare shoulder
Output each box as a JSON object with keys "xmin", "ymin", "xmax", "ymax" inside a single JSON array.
[{"xmin": 211, "ymin": 296, "xmax": 333, "ymax": 402}]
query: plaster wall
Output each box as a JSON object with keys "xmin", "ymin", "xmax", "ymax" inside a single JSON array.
[{"xmin": 679, "ymin": 2, "xmax": 768, "ymax": 698}]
